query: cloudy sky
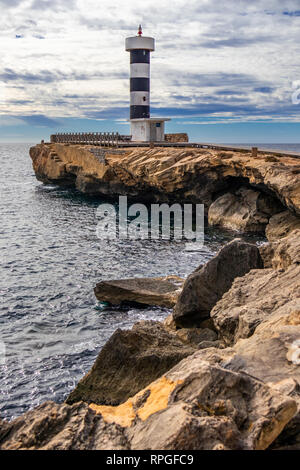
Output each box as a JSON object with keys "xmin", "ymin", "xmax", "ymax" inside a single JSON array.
[{"xmin": 1, "ymin": 0, "xmax": 300, "ymax": 142}]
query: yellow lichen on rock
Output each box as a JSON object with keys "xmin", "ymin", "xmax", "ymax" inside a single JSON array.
[
  {"xmin": 90, "ymin": 376, "xmax": 182, "ymax": 427},
  {"xmin": 136, "ymin": 376, "xmax": 183, "ymax": 422},
  {"xmin": 90, "ymin": 401, "xmax": 135, "ymax": 427}
]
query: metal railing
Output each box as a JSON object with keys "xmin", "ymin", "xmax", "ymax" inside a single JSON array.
[{"xmin": 50, "ymin": 132, "xmax": 131, "ymax": 146}]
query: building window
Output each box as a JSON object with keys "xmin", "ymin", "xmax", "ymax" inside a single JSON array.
[{"xmin": 156, "ymin": 123, "xmax": 161, "ymax": 127}]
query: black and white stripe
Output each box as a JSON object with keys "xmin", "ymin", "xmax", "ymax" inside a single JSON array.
[{"xmin": 130, "ymin": 49, "xmax": 150, "ymax": 119}]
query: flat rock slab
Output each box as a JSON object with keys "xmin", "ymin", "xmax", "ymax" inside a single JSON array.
[{"xmin": 94, "ymin": 275, "xmax": 184, "ymax": 308}]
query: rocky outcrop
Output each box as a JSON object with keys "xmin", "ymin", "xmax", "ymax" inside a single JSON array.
[
  {"xmin": 266, "ymin": 210, "xmax": 300, "ymax": 241},
  {"xmin": 173, "ymin": 239, "xmax": 263, "ymax": 327},
  {"xmin": 1, "ymin": 352, "xmax": 297, "ymax": 450},
  {"xmin": 1, "ymin": 230, "xmax": 299, "ymax": 450},
  {"xmin": 211, "ymin": 230, "xmax": 300, "ymax": 345},
  {"xmin": 174, "ymin": 327, "xmax": 218, "ymax": 346},
  {"xmin": 66, "ymin": 321, "xmax": 195, "ymax": 406},
  {"xmin": 0, "ymin": 401, "xmax": 129, "ymax": 450},
  {"xmin": 208, "ymin": 187, "xmax": 283, "ymax": 232},
  {"xmin": 123, "ymin": 356, "xmax": 296, "ymax": 450},
  {"xmin": 29, "ymin": 144, "xmax": 300, "ymax": 216},
  {"xmin": 94, "ymin": 275, "xmax": 183, "ymax": 308}
]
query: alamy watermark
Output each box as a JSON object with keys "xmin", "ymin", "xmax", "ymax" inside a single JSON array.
[
  {"xmin": 292, "ymin": 81, "xmax": 300, "ymax": 104},
  {"xmin": 96, "ymin": 196, "xmax": 204, "ymax": 251}
]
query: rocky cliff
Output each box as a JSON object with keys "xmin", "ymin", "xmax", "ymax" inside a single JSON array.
[
  {"xmin": 30, "ymin": 144, "xmax": 300, "ymax": 225},
  {"xmin": 1, "ymin": 145, "xmax": 297, "ymax": 450},
  {"xmin": 1, "ymin": 229, "xmax": 299, "ymax": 450}
]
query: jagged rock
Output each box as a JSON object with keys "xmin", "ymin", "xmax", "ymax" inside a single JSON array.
[
  {"xmin": 1, "ymin": 295, "xmax": 299, "ymax": 450},
  {"xmin": 271, "ymin": 413, "xmax": 300, "ymax": 450},
  {"xmin": 30, "ymin": 144, "xmax": 300, "ymax": 215},
  {"xmin": 212, "ymin": 230, "xmax": 300, "ymax": 345},
  {"xmin": 217, "ymin": 306, "xmax": 300, "ymax": 384},
  {"xmin": 173, "ymin": 239, "xmax": 263, "ymax": 327},
  {"xmin": 198, "ymin": 340, "xmax": 223, "ymax": 349},
  {"xmin": 66, "ymin": 321, "xmax": 195, "ymax": 406},
  {"xmin": 259, "ymin": 242, "xmax": 275, "ymax": 268},
  {"xmin": 124, "ymin": 358, "xmax": 296, "ymax": 450},
  {"xmin": 266, "ymin": 210, "xmax": 300, "ymax": 241},
  {"xmin": 2, "ymin": 351, "xmax": 296, "ymax": 450},
  {"xmin": 0, "ymin": 401, "xmax": 129, "ymax": 450},
  {"xmin": 94, "ymin": 275, "xmax": 183, "ymax": 308},
  {"xmin": 163, "ymin": 313, "xmax": 177, "ymax": 331},
  {"xmin": 210, "ymin": 305, "xmax": 300, "ymax": 451},
  {"xmin": 266, "ymin": 228, "xmax": 300, "ymax": 270},
  {"xmin": 208, "ymin": 187, "xmax": 283, "ymax": 232},
  {"xmin": 175, "ymin": 328, "xmax": 217, "ymax": 346}
]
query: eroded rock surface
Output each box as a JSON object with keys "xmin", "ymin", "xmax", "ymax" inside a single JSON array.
[
  {"xmin": 1, "ymin": 354, "xmax": 297, "ymax": 450},
  {"xmin": 173, "ymin": 239, "xmax": 263, "ymax": 327},
  {"xmin": 30, "ymin": 144, "xmax": 300, "ymax": 215},
  {"xmin": 0, "ymin": 401, "xmax": 129, "ymax": 450},
  {"xmin": 266, "ymin": 210, "xmax": 300, "ymax": 241},
  {"xmin": 66, "ymin": 321, "xmax": 195, "ymax": 406},
  {"xmin": 211, "ymin": 230, "xmax": 300, "ymax": 345},
  {"xmin": 208, "ymin": 187, "xmax": 283, "ymax": 232},
  {"xmin": 94, "ymin": 275, "xmax": 183, "ymax": 308}
]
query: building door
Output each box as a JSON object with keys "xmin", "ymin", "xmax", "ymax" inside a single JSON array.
[{"xmin": 149, "ymin": 123, "xmax": 156, "ymax": 142}]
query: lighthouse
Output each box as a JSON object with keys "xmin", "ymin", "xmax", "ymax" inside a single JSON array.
[{"xmin": 125, "ymin": 26, "xmax": 170, "ymax": 142}]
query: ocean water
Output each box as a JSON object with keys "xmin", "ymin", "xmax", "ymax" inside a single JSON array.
[
  {"xmin": 0, "ymin": 143, "xmax": 268, "ymax": 421},
  {"xmin": 222, "ymin": 143, "xmax": 300, "ymax": 154}
]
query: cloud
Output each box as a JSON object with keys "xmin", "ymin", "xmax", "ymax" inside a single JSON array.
[
  {"xmin": 0, "ymin": 0, "xmax": 23, "ymax": 7},
  {"xmin": 30, "ymin": 0, "xmax": 76, "ymax": 11},
  {"xmin": 18, "ymin": 114, "xmax": 62, "ymax": 127},
  {"xmin": 0, "ymin": 68, "xmax": 126, "ymax": 84},
  {"xmin": 200, "ymin": 36, "xmax": 274, "ymax": 49},
  {"xmin": 282, "ymin": 10, "xmax": 300, "ymax": 16},
  {"xmin": 253, "ymin": 87, "xmax": 274, "ymax": 93},
  {"xmin": 0, "ymin": 0, "xmax": 299, "ymax": 125}
]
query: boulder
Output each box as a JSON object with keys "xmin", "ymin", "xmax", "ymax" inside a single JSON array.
[
  {"xmin": 1, "ymin": 295, "xmax": 299, "ymax": 450},
  {"xmin": 124, "ymin": 358, "xmax": 296, "ymax": 450},
  {"xmin": 211, "ymin": 269, "xmax": 300, "ymax": 346},
  {"xmin": 206, "ymin": 306, "xmax": 300, "ymax": 450},
  {"xmin": 66, "ymin": 321, "xmax": 195, "ymax": 406},
  {"xmin": 175, "ymin": 328, "xmax": 218, "ymax": 346},
  {"xmin": 94, "ymin": 275, "xmax": 184, "ymax": 308},
  {"xmin": 173, "ymin": 239, "xmax": 263, "ymax": 327},
  {"xmin": 211, "ymin": 230, "xmax": 300, "ymax": 345},
  {"xmin": 208, "ymin": 187, "xmax": 283, "ymax": 233},
  {"xmin": 0, "ymin": 401, "xmax": 129, "ymax": 450},
  {"xmin": 266, "ymin": 210, "xmax": 300, "ymax": 241},
  {"xmin": 2, "ymin": 355, "xmax": 296, "ymax": 450},
  {"xmin": 216, "ymin": 306, "xmax": 300, "ymax": 385}
]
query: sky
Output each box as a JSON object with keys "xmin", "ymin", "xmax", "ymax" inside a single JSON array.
[{"xmin": 1, "ymin": 0, "xmax": 300, "ymax": 143}]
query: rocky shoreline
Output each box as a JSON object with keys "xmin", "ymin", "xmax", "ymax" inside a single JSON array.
[
  {"xmin": 29, "ymin": 142, "xmax": 300, "ymax": 239},
  {"xmin": 0, "ymin": 144, "xmax": 299, "ymax": 450}
]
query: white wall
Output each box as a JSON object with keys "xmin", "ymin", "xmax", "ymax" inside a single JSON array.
[
  {"xmin": 131, "ymin": 121, "xmax": 150, "ymax": 141},
  {"xmin": 131, "ymin": 120, "xmax": 167, "ymax": 142}
]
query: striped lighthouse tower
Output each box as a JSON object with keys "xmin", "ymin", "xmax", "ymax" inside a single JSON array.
[
  {"xmin": 125, "ymin": 26, "xmax": 170, "ymax": 142},
  {"xmin": 125, "ymin": 25, "xmax": 154, "ymax": 119}
]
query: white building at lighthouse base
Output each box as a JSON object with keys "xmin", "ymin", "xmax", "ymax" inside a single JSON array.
[{"xmin": 130, "ymin": 118, "xmax": 171, "ymax": 142}]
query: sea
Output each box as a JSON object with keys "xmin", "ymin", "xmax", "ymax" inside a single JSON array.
[
  {"xmin": 0, "ymin": 142, "xmax": 298, "ymax": 421},
  {"xmin": 221, "ymin": 143, "xmax": 300, "ymax": 154}
]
